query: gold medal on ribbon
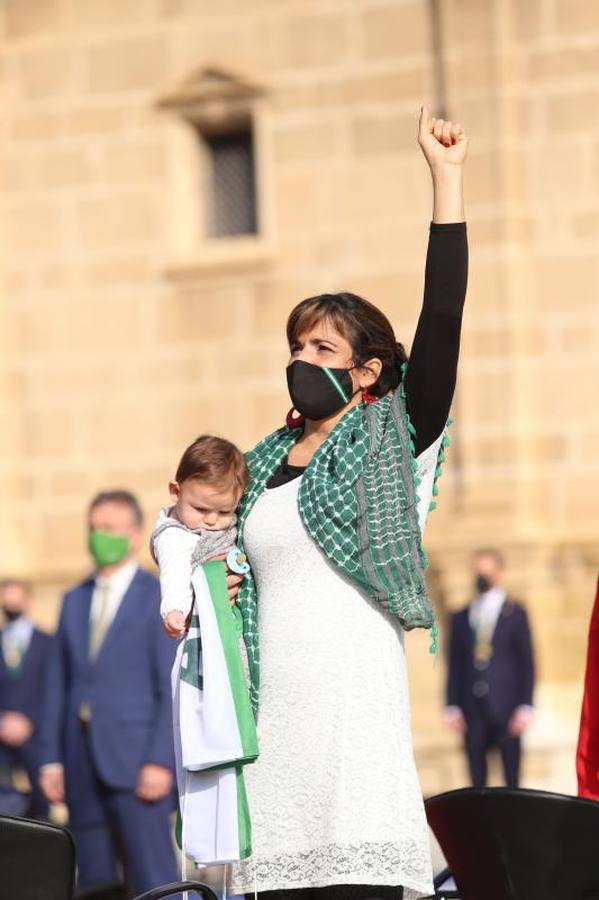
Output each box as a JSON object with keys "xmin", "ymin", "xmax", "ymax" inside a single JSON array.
[
  {"xmin": 474, "ymin": 616, "xmax": 494, "ymax": 666},
  {"xmin": 474, "ymin": 638, "xmax": 493, "ymax": 664}
]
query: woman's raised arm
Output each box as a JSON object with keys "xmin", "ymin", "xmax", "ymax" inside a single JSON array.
[{"xmin": 403, "ymin": 107, "xmax": 468, "ymax": 457}]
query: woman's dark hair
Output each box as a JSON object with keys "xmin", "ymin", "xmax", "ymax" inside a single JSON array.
[{"xmin": 286, "ymin": 292, "xmax": 408, "ymax": 398}]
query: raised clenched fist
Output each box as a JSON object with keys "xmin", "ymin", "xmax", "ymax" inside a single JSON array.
[{"xmin": 418, "ymin": 106, "xmax": 468, "ymax": 170}]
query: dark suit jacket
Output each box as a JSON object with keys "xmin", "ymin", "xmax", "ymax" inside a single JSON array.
[
  {"xmin": 0, "ymin": 627, "xmax": 51, "ymax": 724},
  {"xmin": 446, "ymin": 598, "xmax": 535, "ymax": 726},
  {"xmin": 0, "ymin": 626, "xmax": 52, "ymax": 770},
  {"xmin": 39, "ymin": 567, "xmax": 176, "ymax": 793}
]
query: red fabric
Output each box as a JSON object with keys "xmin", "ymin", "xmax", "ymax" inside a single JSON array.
[{"xmin": 576, "ymin": 576, "xmax": 599, "ymax": 798}]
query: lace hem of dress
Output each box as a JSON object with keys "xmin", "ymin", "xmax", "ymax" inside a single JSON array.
[{"xmin": 228, "ymin": 839, "xmax": 433, "ymax": 897}]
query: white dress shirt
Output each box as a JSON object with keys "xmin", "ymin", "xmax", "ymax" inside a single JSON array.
[
  {"xmin": 1, "ymin": 616, "xmax": 34, "ymax": 668},
  {"xmin": 468, "ymin": 586, "xmax": 506, "ymax": 636}
]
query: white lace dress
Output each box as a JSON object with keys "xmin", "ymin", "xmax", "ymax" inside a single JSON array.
[{"xmin": 228, "ymin": 463, "xmax": 437, "ymax": 897}]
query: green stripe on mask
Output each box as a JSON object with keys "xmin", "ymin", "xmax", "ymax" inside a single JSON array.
[{"xmin": 322, "ymin": 367, "xmax": 350, "ymax": 403}]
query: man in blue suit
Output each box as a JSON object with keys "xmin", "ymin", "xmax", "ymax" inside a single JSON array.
[
  {"xmin": 0, "ymin": 578, "xmax": 51, "ymax": 817},
  {"xmin": 39, "ymin": 490, "xmax": 178, "ymax": 896},
  {"xmin": 445, "ymin": 549, "xmax": 535, "ymax": 788}
]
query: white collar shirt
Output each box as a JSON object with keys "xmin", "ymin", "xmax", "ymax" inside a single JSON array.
[
  {"xmin": 469, "ymin": 586, "xmax": 507, "ymax": 633},
  {"xmin": 1, "ymin": 616, "xmax": 34, "ymax": 663}
]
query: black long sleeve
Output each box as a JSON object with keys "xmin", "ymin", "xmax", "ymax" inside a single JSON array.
[{"xmin": 404, "ymin": 222, "xmax": 468, "ymax": 457}]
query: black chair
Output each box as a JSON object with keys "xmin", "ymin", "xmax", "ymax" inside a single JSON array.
[
  {"xmin": 135, "ymin": 884, "xmax": 218, "ymax": 900},
  {"xmin": 76, "ymin": 883, "xmax": 218, "ymax": 900},
  {"xmin": 77, "ymin": 885, "xmax": 126, "ymax": 900},
  {"xmin": 0, "ymin": 814, "xmax": 218, "ymax": 900},
  {"xmin": 426, "ymin": 786, "xmax": 599, "ymax": 900},
  {"xmin": 432, "ymin": 867, "xmax": 460, "ymax": 899},
  {"xmin": 0, "ymin": 814, "xmax": 76, "ymax": 900}
]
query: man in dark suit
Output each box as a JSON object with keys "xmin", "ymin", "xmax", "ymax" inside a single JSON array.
[
  {"xmin": 39, "ymin": 490, "xmax": 178, "ymax": 897},
  {"xmin": 0, "ymin": 578, "xmax": 51, "ymax": 817},
  {"xmin": 445, "ymin": 548, "xmax": 535, "ymax": 788}
]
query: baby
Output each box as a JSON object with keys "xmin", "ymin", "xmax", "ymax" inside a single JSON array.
[{"xmin": 151, "ymin": 434, "xmax": 249, "ymax": 639}]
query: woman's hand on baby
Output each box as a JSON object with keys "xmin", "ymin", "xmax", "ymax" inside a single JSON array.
[
  {"xmin": 226, "ymin": 571, "xmax": 243, "ymax": 606},
  {"xmin": 164, "ymin": 610, "xmax": 187, "ymax": 639},
  {"xmin": 209, "ymin": 554, "xmax": 244, "ymax": 606}
]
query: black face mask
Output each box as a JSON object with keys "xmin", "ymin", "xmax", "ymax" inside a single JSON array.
[
  {"xmin": 2, "ymin": 609, "xmax": 22, "ymax": 623},
  {"xmin": 286, "ymin": 360, "xmax": 357, "ymax": 421},
  {"xmin": 475, "ymin": 574, "xmax": 493, "ymax": 595}
]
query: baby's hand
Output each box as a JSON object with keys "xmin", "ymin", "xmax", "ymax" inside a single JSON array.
[{"xmin": 164, "ymin": 610, "xmax": 187, "ymax": 640}]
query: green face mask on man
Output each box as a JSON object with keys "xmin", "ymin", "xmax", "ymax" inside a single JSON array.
[{"xmin": 88, "ymin": 529, "xmax": 131, "ymax": 568}]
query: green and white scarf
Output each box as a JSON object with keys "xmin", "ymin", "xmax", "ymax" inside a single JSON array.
[
  {"xmin": 172, "ymin": 560, "xmax": 258, "ymax": 866},
  {"xmin": 236, "ymin": 380, "xmax": 449, "ymax": 710}
]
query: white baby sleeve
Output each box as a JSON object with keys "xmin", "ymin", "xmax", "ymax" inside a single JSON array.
[{"xmin": 154, "ymin": 527, "xmax": 197, "ymax": 619}]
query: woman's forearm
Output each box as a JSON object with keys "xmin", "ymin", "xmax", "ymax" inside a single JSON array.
[
  {"xmin": 417, "ymin": 107, "xmax": 467, "ymax": 223},
  {"xmin": 431, "ymin": 164, "xmax": 464, "ymax": 224},
  {"xmin": 405, "ymin": 222, "xmax": 468, "ymax": 456}
]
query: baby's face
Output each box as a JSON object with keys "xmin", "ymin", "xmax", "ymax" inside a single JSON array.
[{"xmin": 170, "ymin": 478, "xmax": 240, "ymax": 531}]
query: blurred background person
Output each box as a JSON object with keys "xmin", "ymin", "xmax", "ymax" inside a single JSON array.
[
  {"xmin": 0, "ymin": 577, "xmax": 51, "ymax": 818},
  {"xmin": 445, "ymin": 548, "xmax": 535, "ymax": 788},
  {"xmin": 38, "ymin": 490, "xmax": 178, "ymax": 898}
]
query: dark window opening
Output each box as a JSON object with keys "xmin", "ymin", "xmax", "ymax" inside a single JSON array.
[{"xmin": 204, "ymin": 126, "xmax": 257, "ymax": 238}]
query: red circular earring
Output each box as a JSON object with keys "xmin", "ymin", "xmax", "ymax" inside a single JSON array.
[
  {"xmin": 286, "ymin": 407, "xmax": 304, "ymax": 428},
  {"xmin": 361, "ymin": 390, "xmax": 376, "ymax": 405}
]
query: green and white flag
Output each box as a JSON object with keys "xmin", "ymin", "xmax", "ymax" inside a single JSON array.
[{"xmin": 172, "ymin": 560, "xmax": 258, "ymax": 866}]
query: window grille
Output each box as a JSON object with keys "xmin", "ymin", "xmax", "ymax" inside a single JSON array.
[{"xmin": 204, "ymin": 127, "xmax": 257, "ymax": 238}]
